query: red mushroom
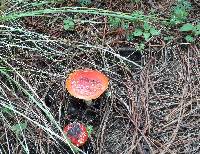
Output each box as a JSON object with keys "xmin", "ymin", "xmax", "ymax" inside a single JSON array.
[
  {"xmin": 66, "ymin": 69, "xmax": 109, "ymax": 104},
  {"xmin": 63, "ymin": 122, "xmax": 88, "ymax": 147}
]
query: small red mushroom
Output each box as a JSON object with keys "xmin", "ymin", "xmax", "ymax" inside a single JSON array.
[
  {"xmin": 66, "ymin": 69, "xmax": 109, "ymax": 103},
  {"xmin": 63, "ymin": 122, "xmax": 88, "ymax": 147}
]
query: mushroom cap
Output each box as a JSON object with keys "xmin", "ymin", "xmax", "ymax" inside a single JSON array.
[
  {"xmin": 66, "ymin": 69, "xmax": 109, "ymax": 101},
  {"xmin": 63, "ymin": 122, "xmax": 88, "ymax": 147}
]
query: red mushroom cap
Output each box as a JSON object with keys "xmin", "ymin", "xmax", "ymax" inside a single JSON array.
[
  {"xmin": 63, "ymin": 122, "xmax": 88, "ymax": 147},
  {"xmin": 66, "ymin": 69, "xmax": 109, "ymax": 101}
]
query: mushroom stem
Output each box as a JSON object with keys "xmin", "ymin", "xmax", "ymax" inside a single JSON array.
[{"xmin": 84, "ymin": 100, "xmax": 93, "ymax": 106}]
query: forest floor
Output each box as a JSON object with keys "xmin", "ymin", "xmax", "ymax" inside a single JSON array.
[{"xmin": 0, "ymin": 0, "xmax": 199, "ymax": 154}]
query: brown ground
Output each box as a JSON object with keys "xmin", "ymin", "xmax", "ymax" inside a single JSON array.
[{"xmin": 0, "ymin": 0, "xmax": 199, "ymax": 154}]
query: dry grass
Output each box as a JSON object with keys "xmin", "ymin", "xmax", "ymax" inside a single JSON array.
[{"xmin": 0, "ymin": 0, "xmax": 199, "ymax": 154}]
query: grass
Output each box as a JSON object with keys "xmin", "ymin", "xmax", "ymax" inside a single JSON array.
[
  {"xmin": 0, "ymin": 6, "xmax": 156, "ymax": 22},
  {"xmin": 0, "ymin": 0, "xmax": 199, "ymax": 153},
  {"xmin": 0, "ymin": 59, "xmax": 80, "ymax": 154}
]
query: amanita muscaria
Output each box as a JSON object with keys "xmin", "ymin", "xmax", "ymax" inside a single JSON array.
[
  {"xmin": 66, "ymin": 68, "xmax": 109, "ymax": 105},
  {"xmin": 63, "ymin": 122, "xmax": 88, "ymax": 147}
]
